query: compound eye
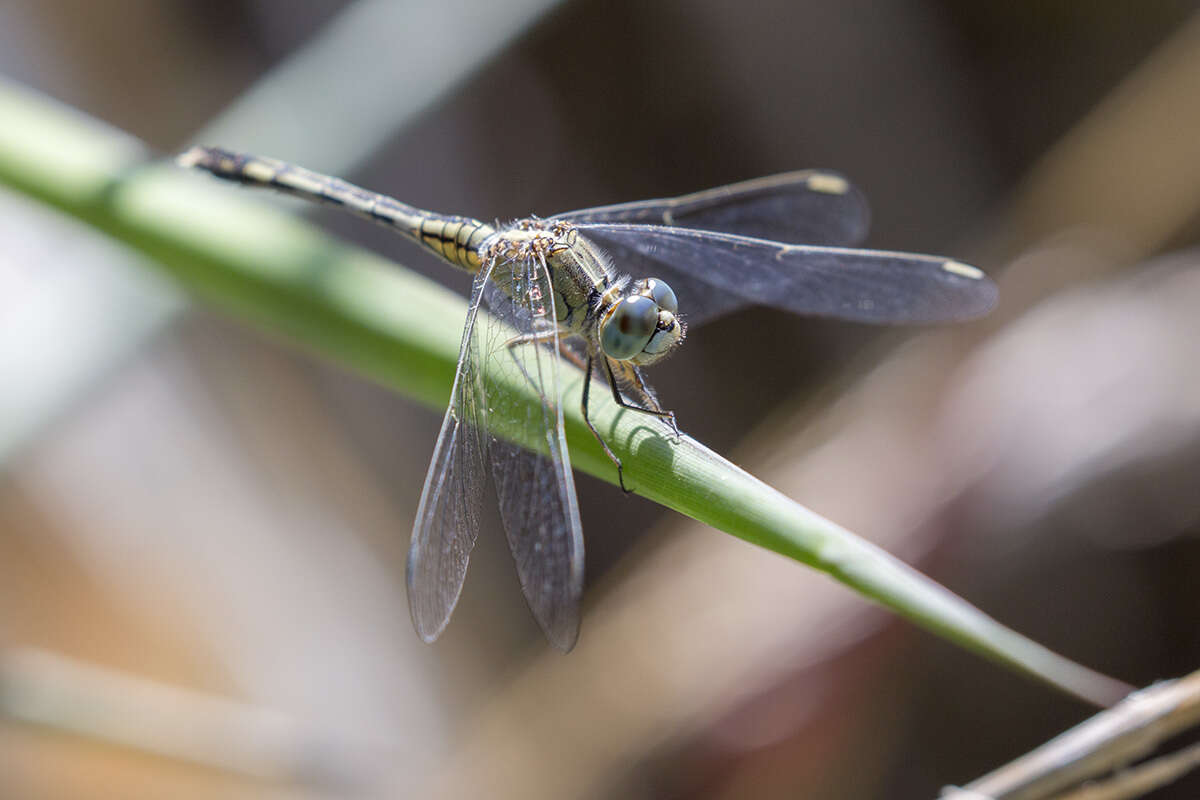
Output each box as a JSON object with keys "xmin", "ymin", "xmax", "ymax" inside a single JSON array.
[
  {"xmin": 642, "ymin": 278, "xmax": 678, "ymax": 314},
  {"xmin": 600, "ymin": 295, "xmax": 657, "ymax": 360}
]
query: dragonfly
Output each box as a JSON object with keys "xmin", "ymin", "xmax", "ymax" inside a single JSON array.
[{"xmin": 178, "ymin": 146, "xmax": 997, "ymax": 651}]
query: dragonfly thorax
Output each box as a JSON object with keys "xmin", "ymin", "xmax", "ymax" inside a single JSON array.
[
  {"xmin": 598, "ymin": 277, "xmax": 686, "ymax": 366},
  {"xmin": 479, "ymin": 219, "xmax": 685, "ymax": 366},
  {"xmin": 481, "ymin": 218, "xmax": 572, "ymax": 264}
]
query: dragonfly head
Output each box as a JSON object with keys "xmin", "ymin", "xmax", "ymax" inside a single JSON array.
[{"xmin": 599, "ymin": 278, "xmax": 686, "ymax": 366}]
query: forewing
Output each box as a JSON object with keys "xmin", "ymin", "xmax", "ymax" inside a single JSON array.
[
  {"xmin": 481, "ymin": 252, "xmax": 585, "ymax": 651},
  {"xmin": 406, "ymin": 261, "xmax": 494, "ymax": 643},
  {"xmin": 557, "ymin": 170, "xmax": 869, "ymax": 247},
  {"xmin": 573, "ymin": 223, "xmax": 997, "ymax": 326}
]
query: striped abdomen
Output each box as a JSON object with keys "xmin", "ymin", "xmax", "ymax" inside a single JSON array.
[{"xmin": 178, "ymin": 146, "xmax": 495, "ymax": 273}]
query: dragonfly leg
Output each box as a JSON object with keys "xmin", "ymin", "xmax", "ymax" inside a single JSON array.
[
  {"xmin": 581, "ymin": 354, "xmax": 630, "ymax": 494},
  {"xmin": 603, "ymin": 358, "xmax": 681, "ymax": 441},
  {"xmin": 504, "ymin": 334, "xmax": 630, "ymax": 493},
  {"xmin": 631, "ymin": 365, "xmax": 681, "ymax": 440}
]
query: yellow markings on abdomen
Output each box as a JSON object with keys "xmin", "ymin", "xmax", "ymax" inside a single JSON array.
[
  {"xmin": 441, "ymin": 220, "xmax": 465, "ymax": 264},
  {"xmin": 418, "ymin": 217, "xmax": 491, "ymax": 272}
]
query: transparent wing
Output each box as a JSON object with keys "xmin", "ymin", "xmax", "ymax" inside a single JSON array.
[
  {"xmin": 407, "ymin": 260, "xmax": 496, "ymax": 642},
  {"xmin": 572, "ymin": 223, "xmax": 997, "ymax": 326},
  {"xmin": 557, "ymin": 170, "xmax": 870, "ymax": 247},
  {"xmin": 481, "ymin": 253, "xmax": 585, "ymax": 651}
]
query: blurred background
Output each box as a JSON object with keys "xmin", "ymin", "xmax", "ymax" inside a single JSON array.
[{"xmin": 2, "ymin": 1, "xmax": 1200, "ymax": 797}]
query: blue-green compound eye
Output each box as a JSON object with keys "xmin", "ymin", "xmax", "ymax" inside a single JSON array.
[
  {"xmin": 601, "ymin": 294, "xmax": 658, "ymax": 360},
  {"xmin": 642, "ymin": 278, "xmax": 678, "ymax": 314}
]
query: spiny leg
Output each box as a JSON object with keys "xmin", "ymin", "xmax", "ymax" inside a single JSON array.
[
  {"xmin": 581, "ymin": 354, "xmax": 631, "ymax": 494},
  {"xmin": 629, "ymin": 363, "xmax": 681, "ymax": 439},
  {"xmin": 603, "ymin": 357, "xmax": 680, "ymax": 439}
]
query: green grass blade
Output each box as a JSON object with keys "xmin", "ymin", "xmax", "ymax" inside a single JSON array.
[{"xmin": 0, "ymin": 78, "xmax": 1132, "ymax": 707}]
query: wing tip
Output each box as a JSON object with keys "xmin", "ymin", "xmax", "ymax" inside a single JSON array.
[
  {"xmin": 961, "ymin": 267, "xmax": 999, "ymax": 319},
  {"xmin": 941, "ymin": 260, "xmax": 986, "ymax": 280},
  {"xmin": 409, "ymin": 603, "xmax": 452, "ymax": 645},
  {"xmin": 805, "ymin": 172, "xmax": 851, "ymax": 195},
  {"xmin": 406, "ymin": 545, "xmax": 463, "ymax": 646},
  {"xmin": 407, "ymin": 588, "xmax": 452, "ymax": 644},
  {"xmin": 545, "ymin": 619, "xmax": 581, "ymax": 653},
  {"xmin": 938, "ymin": 260, "xmax": 999, "ymax": 322}
]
